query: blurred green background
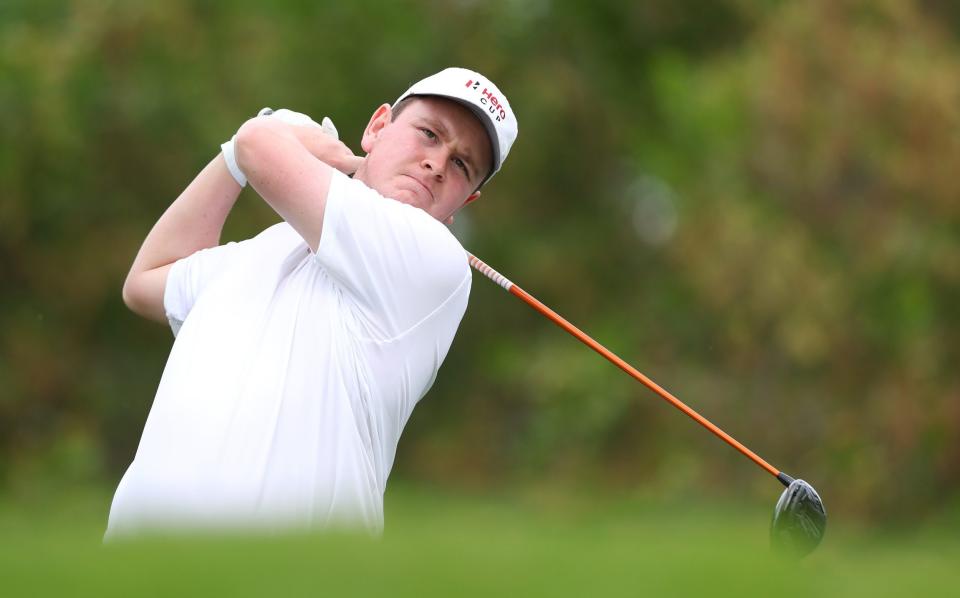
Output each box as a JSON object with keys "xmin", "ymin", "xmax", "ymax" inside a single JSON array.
[{"xmin": 2, "ymin": 0, "xmax": 959, "ymax": 553}]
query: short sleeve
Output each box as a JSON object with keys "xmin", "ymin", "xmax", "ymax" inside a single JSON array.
[
  {"xmin": 315, "ymin": 171, "xmax": 470, "ymax": 339},
  {"xmin": 163, "ymin": 242, "xmax": 244, "ymax": 336}
]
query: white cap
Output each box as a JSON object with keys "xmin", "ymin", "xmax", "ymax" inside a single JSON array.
[{"xmin": 394, "ymin": 67, "xmax": 517, "ymax": 185}]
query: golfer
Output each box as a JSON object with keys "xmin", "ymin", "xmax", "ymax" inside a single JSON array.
[{"xmin": 107, "ymin": 67, "xmax": 518, "ymax": 537}]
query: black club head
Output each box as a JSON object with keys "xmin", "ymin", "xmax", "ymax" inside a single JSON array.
[{"xmin": 770, "ymin": 478, "xmax": 827, "ymax": 557}]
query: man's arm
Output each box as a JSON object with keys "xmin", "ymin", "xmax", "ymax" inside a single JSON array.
[
  {"xmin": 234, "ymin": 117, "xmax": 363, "ymax": 252},
  {"xmin": 122, "ymin": 154, "xmax": 242, "ymax": 323}
]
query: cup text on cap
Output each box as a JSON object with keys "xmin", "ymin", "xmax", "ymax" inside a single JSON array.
[{"xmin": 465, "ymin": 79, "xmax": 508, "ymax": 123}]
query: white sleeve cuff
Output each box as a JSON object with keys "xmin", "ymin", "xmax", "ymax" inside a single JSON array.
[{"xmin": 163, "ymin": 258, "xmax": 189, "ymax": 337}]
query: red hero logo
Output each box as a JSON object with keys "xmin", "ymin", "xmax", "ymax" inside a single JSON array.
[{"xmin": 465, "ymin": 79, "xmax": 508, "ymax": 122}]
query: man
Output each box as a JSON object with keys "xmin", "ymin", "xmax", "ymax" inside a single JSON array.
[{"xmin": 107, "ymin": 67, "xmax": 518, "ymax": 537}]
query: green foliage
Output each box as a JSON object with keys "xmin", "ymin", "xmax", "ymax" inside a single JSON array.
[{"xmin": 2, "ymin": 0, "xmax": 958, "ymax": 525}]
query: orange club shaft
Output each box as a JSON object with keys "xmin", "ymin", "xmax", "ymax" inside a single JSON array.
[{"xmin": 468, "ymin": 253, "xmax": 781, "ymax": 480}]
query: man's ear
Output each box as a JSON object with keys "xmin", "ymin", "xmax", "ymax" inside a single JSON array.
[
  {"xmin": 444, "ymin": 191, "xmax": 482, "ymax": 225},
  {"xmin": 361, "ymin": 103, "xmax": 392, "ymax": 153}
]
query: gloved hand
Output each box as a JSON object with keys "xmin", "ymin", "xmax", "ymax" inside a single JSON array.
[
  {"xmin": 258, "ymin": 108, "xmax": 340, "ymax": 140},
  {"xmin": 221, "ymin": 108, "xmax": 340, "ymax": 187}
]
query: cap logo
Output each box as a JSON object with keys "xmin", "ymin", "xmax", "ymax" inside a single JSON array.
[{"xmin": 464, "ymin": 78, "xmax": 508, "ymax": 123}]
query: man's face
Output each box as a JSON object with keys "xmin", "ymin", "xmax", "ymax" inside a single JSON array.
[{"xmin": 356, "ymin": 97, "xmax": 492, "ymax": 223}]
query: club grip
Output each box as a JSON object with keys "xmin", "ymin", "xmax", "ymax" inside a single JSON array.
[{"xmin": 468, "ymin": 253, "xmax": 514, "ymax": 291}]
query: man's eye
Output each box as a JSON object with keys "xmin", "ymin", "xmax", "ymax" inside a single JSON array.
[
  {"xmin": 454, "ymin": 158, "xmax": 469, "ymax": 176},
  {"xmin": 421, "ymin": 128, "xmax": 436, "ymax": 139}
]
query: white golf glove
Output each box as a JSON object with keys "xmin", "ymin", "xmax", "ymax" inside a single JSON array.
[{"xmin": 221, "ymin": 108, "xmax": 339, "ymax": 187}]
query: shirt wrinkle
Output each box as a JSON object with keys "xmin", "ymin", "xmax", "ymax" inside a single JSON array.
[{"xmin": 354, "ymin": 269, "xmax": 471, "ymax": 345}]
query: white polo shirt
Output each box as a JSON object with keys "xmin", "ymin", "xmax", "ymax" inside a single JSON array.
[{"xmin": 106, "ymin": 171, "xmax": 471, "ymax": 537}]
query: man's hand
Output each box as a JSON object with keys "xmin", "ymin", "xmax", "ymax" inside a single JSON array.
[
  {"xmin": 262, "ymin": 109, "xmax": 363, "ymax": 175},
  {"xmin": 259, "ymin": 108, "xmax": 338, "ymax": 138},
  {"xmin": 223, "ymin": 108, "xmax": 360, "ymax": 186}
]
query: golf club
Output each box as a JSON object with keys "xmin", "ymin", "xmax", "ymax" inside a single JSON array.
[{"xmin": 468, "ymin": 253, "xmax": 827, "ymax": 557}]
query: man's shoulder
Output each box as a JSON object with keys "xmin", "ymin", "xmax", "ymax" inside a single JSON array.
[{"xmin": 332, "ymin": 173, "xmax": 469, "ymax": 271}]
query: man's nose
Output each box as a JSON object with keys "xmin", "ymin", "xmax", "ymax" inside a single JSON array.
[{"xmin": 422, "ymin": 152, "xmax": 446, "ymax": 180}]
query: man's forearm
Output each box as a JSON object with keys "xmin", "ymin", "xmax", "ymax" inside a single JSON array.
[
  {"xmin": 121, "ymin": 154, "xmax": 242, "ymax": 322},
  {"xmin": 127, "ymin": 154, "xmax": 242, "ymax": 276},
  {"xmin": 236, "ymin": 115, "xmax": 363, "ymax": 251}
]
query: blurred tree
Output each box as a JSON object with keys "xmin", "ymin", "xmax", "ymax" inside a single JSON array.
[{"xmin": 1, "ymin": 0, "xmax": 957, "ymax": 523}]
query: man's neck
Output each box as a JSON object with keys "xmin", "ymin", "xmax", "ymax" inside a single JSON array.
[{"xmin": 350, "ymin": 162, "xmax": 369, "ymax": 185}]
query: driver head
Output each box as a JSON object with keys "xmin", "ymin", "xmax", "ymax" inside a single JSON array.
[{"xmin": 770, "ymin": 478, "xmax": 827, "ymax": 557}]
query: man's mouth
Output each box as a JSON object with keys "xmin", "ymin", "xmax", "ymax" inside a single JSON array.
[{"xmin": 405, "ymin": 175, "xmax": 434, "ymax": 201}]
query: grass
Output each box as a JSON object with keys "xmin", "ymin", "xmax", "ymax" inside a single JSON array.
[{"xmin": 1, "ymin": 483, "xmax": 958, "ymax": 597}]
